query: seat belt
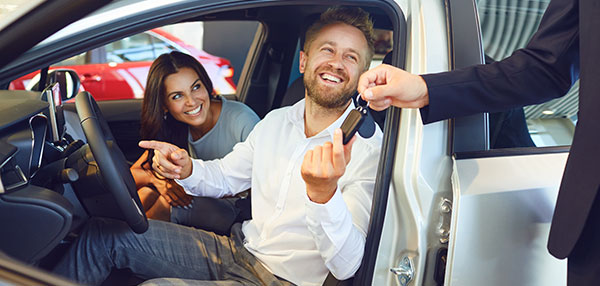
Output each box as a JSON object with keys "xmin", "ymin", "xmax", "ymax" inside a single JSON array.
[{"xmin": 266, "ymin": 44, "xmax": 283, "ymax": 111}]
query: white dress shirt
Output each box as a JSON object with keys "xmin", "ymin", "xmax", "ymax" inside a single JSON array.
[{"xmin": 177, "ymin": 99, "xmax": 382, "ymax": 285}]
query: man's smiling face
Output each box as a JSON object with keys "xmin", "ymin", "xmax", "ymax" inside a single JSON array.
[{"xmin": 300, "ymin": 22, "xmax": 369, "ymax": 109}]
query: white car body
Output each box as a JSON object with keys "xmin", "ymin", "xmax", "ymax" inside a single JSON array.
[{"xmin": 374, "ymin": 1, "xmax": 568, "ymax": 285}]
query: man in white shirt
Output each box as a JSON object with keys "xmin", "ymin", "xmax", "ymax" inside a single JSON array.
[{"xmin": 53, "ymin": 7, "xmax": 382, "ymax": 286}]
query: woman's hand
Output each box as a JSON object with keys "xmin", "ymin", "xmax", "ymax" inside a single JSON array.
[{"xmin": 150, "ymin": 175, "xmax": 193, "ymax": 208}]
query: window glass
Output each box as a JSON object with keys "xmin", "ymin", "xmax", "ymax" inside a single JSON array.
[
  {"xmin": 369, "ymin": 29, "xmax": 393, "ymax": 69},
  {"xmin": 105, "ymin": 33, "xmax": 155, "ymax": 63},
  {"xmin": 149, "ymin": 33, "xmax": 179, "ymax": 57},
  {"xmin": 477, "ymin": 0, "xmax": 576, "ymax": 148},
  {"xmin": 10, "ymin": 21, "xmax": 259, "ymax": 101}
]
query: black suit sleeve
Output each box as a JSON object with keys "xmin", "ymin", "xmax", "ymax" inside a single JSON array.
[{"xmin": 420, "ymin": 0, "xmax": 580, "ymax": 124}]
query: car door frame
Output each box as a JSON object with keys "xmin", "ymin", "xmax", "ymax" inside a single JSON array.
[{"xmin": 0, "ymin": 0, "xmax": 112, "ymax": 71}]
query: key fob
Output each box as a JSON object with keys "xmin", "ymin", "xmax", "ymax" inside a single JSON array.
[{"xmin": 341, "ymin": 106, "xmax": 367, "ymax": 144}]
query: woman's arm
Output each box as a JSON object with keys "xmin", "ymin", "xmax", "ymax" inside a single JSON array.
[{"xmin": 130, "ymin": 150, "xmax": 154, "ymax": 189}]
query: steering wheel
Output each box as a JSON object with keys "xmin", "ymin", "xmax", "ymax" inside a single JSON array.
[{"xmin": 75, "ymin": 91, "xmax": 148, "ymax": 233}]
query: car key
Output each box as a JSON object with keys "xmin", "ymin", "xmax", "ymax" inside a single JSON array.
[{"xmin": 341, "ymin": 94, "xmax": 369, "ymax": 145}]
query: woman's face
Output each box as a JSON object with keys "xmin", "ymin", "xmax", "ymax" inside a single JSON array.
[{"xmin": 163, "ymin": 67, "xmax": 211, "ymax": 127}]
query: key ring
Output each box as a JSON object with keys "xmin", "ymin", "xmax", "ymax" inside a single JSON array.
[{"xmin": 356, "ymin": 93, "xmax": 369, "ymax": 108}]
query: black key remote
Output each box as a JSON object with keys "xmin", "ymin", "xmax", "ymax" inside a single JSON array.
[{"xmin": 341, "ymin": 94, "xmax": 369, "ymax": 144}]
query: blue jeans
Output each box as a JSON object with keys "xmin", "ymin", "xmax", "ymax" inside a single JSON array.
[{"xmin": 53, "ymin": 218, "xmax": 292, "ymax": 286}]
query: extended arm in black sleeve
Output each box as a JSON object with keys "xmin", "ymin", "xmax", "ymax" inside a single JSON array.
[{"xmin": 420, "ymin": 0, "xmax": 580, "ymax": 124}]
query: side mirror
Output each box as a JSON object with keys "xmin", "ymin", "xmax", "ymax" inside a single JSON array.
[
  {"xmin": 49, "ymin": 69, "xmax": 81, "ymax": 101},
  {"xmin": 28, "ymin": 69, "xmax": 81, "ymax": 101}
]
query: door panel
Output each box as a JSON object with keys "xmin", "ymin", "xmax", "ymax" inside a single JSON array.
[{"xmin": 447, "ymin": 153, "xmax": 568, "ymax": 285}]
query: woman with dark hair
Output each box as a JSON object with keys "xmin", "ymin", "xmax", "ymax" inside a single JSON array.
[{"xmin": 130, "ymin": 51, "xmax": 259, "ymax": 233}]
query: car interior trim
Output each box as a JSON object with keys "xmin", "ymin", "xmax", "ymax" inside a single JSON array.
[
  {"xmin": 1, "ymin": 165, "xmax": 28, "ymax": 192},
  {"xmin": 454, "ymin": 145, "xmax": 571, "ymax": 160},
  {"xmin": 447, "ymin": 0, "xmax": 489, "ymax": 154},
  {"xmin": 0, "ymin": 0, "xmax": 112, "ymax": 72},
  {"xmin": 354, "ymin": 1, "xmax": 407, "ymax": 285},
  {"xmin": 28, "ymin": 114, "xmax": 47, "ymax": 176},
  {"xmin": 0, "ymin": 91, "xmax": 48, "ymax": 133}
]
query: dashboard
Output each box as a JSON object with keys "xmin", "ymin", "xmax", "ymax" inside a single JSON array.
[
  {"xmin": 0, "ymin": 89, "xmax": 77, "ymax": 263},
  {"xmin": 0, "ymin": 90, "xmax": 49, "ymax": 190},
  {"xmin": 0, "ymin": 85, "xmax": 143, "ymax": 264}
]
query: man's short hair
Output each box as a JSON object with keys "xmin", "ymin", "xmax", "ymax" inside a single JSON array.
[{"xmin": 304, "ymin": 6, "xmax": 375, "ymax": 70}]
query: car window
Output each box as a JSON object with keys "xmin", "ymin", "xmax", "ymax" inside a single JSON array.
[
  {"xmin": 369, "ymin": 29, "xmax": 393, "ymax": 69},
  {"xmin": 105, "ymin": 33, "xmax": 156, "ymax": 63},
  {"xmin": 52, "ymin": 32, "xmax": 180, "ymax": 66},
  {"xmin": 10, "ymin": 21, "xmax": 259, "ymax": 101},
  {"xmin": 148, "ymin": 32, "xmax": 180, "ymax": 58},
  {"xmin": 477, "ymin": 0, "xmax": 577, "ymax": 148}
]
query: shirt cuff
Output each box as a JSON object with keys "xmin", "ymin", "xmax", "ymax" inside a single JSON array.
[
  {"xmin": 175, "ymin": 159, "xmax": 200, "ymax": 193},
  {"xmin": 305, "ymin": 188, "xmax": 347, "ymax": 222}
]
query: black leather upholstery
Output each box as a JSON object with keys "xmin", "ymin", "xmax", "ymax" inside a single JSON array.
[{"xmin": 0, "ymin": 185, "xmax": 73, "ymax": 263}]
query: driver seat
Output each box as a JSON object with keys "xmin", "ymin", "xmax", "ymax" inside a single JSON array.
[{"xmin": 0, "ymin": 184, "xmax": 73, "ymax": 263}]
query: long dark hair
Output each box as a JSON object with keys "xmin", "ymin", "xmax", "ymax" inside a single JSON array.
[{"xmin": 140, "ymin": 51, "xmax": 214, "ymax": 166}]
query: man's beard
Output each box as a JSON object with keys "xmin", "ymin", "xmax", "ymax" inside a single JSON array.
[{"xmin": 303, "ymin": 68, "xmax": 355, "ymax": 109}]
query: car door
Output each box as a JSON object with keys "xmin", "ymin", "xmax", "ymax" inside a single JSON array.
[
  {"xmin": 445, "ymin": 0, "xmax": 571, "ymax": 284},
  {"xmin": 369, "ymin": 0, "xmax": 571, "ymax": 285},
  {"xmin": 362, "ymin": 1, "xmax": 454, "ymax": 284}
]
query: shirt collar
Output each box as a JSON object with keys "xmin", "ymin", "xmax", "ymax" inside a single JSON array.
[{"xmin": 286, "ymin": 98, "xmax": 354, "ymax": 140}]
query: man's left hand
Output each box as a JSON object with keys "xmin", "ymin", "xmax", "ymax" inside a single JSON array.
[{"xmin": 301, "ymin": 128, "xmax": 356, "ymax": 204}]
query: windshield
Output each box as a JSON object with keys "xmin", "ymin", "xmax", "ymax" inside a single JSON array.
[{"xmin": 0, "ymin": 0, "xmax": 44, "ymax": 31}]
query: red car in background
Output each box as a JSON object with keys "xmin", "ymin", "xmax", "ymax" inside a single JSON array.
[{"xmin": 10, "ymin": 28, "xmax": 236, "ymax": 100}]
